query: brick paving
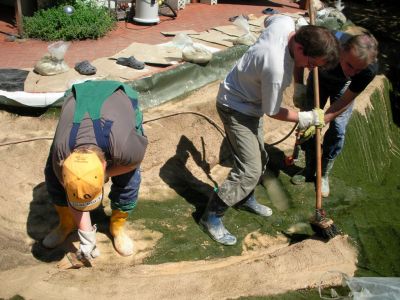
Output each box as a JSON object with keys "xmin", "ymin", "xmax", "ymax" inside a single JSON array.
[{"xmin": 0, "ymin": 0, "xmax": 304, "ymax": 69}]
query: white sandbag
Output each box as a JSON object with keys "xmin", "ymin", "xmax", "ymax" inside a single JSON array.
[
  {"xmin": 232, "ymin": 15, "xmax": 257, "ymax": 46},
  {"xmin": 34, "ymin": 41, "xmax": 70, "ymax": 76}
]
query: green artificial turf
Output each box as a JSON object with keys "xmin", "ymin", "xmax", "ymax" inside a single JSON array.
[
  {"xmin": 125, "ymin": 78, "xmax": 400, "ymax": 299},
  {"xmin": 332, "ymin": 81, "xmax": 400, "ymax": 277}
]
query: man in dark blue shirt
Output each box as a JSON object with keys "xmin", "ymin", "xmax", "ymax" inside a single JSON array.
[{"xmin": 291, "ymin": 30, "xmax": 379, "ymax": 197}]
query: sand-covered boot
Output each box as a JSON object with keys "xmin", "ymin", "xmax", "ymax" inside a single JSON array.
[
  {"xmin": 322, "ymin": 159, "xmax": 335, "ymax": 198},
  {"xmin": 236, "ymin": 194, "xmax": 272, "ymax": 217},
  {"xmin": 110, "ymin": 210, "xmax": 134, "ymax": 256},
  {"xmin": 199, "ymin": 193, "xmax": 236, "ymax": 246},
  {"xmin": 43, "ymin": 205, "xmax": 76, "ymax": 248}
]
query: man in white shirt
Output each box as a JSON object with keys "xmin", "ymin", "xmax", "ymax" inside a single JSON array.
[{"xmin": 200, "ymin": 15, "xmax": 340, "ymax": 245}]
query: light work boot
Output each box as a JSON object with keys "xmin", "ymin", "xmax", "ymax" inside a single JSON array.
[
  {"xmin": 236, "ymin": 194, "xmax": 272, "ymax": 217},
  {"xmin": 291, "ymin": 150, "xmax": 316, "ymax": 185},
  {"xmin": 110, "ymin": 210, "xmax": 134, "ymax": 256},
  {"xmin": 321, "ymin": 159, "xmax": 335, "ymax": 198},
  {"xmin": 43, "ymin": 205, "xmax": 76, "ymax": 248},
  {"xmin": 199, "ymin": 193, "xmax": 237, "ymax": 246}
]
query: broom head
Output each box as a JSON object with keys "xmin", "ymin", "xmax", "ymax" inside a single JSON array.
[{"xmin": 310, "ymin": 209, "xmax": 340, "ymax": 240}]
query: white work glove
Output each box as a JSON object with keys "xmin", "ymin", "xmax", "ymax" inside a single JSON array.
[
  {"xmin": 298, "ymin": 108, "xmax": 325, "ymax": 130},
  {"xmin": 293, "ymin": 83, "xmax": 307, "ymax": 109},
  {"xmin": 76, "ymin": 225, "xmax": 100, "ymax": 261}
]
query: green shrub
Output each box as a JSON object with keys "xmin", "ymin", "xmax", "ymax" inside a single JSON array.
[{"xmin": 23, "ymin": 0, "xmax": 116, "ymax": 41}]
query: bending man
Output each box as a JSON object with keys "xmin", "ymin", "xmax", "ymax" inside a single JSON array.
[{"xmin": 43, "ymin": 80, "xmax": 148, "ymax": 261}]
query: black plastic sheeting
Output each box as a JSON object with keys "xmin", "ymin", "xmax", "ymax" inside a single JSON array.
[
  {"xmin": 0, "ymin": 45, "xmax": 249, "ymax": 112},
  {"xmin": 0, "ymin": 69, "xmax": 29, "ymax": 92}
]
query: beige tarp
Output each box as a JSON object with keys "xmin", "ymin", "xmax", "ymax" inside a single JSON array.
[
  {"xmin": 23, "ymin": 41, "xmax": 224, "ymax": 93},
  {"xmin": 248, "ymin": 15, "xmax": 268, "ymax": 27},
  {"xmin": 24, "ymin": 68, "xmax": 108, "ymax": 93},
  {"xmin": 22, "ymin": 14, "xmax": 305, "ymax": 94},
  {"xmin": 189, "ymin": 30, "xmax": 234, "ymax": 48},
  {"xmin": 160, "ymin": 30, "xmax": 200, "ymax": 36},
  {"xmin": 111, "ymin": 42, "xmax": 183, "ymax": 65},
  {"xmin": 24, "ymin": 60, "xmax": 158, "ymax": 93},
  {"xmin": 211, "ymin": 25, "xmax": 248, "ymax": 37},
  {"xmin": 24, "ymin": 43, "xmax": 185, "ymax": 93}
]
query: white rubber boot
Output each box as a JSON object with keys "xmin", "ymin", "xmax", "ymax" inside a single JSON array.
[
  {"xmin": 236, "ymin": 194, "xmax": 272, "ymax": 217},
  {"xmin": 322, "ymin": 159, "xmax": 335, "ymax": 198}
]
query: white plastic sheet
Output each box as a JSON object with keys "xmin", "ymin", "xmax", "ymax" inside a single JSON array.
[
  {"xmin": 319, "ymin": 271, "xmax": 400, "ymax": 300},
  {"xmin": 348, "ymin": 277, "xmax": 400, "ymax": 300}
]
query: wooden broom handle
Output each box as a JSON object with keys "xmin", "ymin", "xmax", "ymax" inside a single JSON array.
[{"xmin": 308, "ymin": 0, "xmax": 322, "ymax": 209}]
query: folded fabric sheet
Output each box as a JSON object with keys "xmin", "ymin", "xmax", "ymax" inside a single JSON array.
[
  {"xmin": 212, "ymin": 25, "xmax": 247, "ymax": 37},
  {"xmin": 188, "ymin": 30, "xmax": 234, "ymax": 48},
  {"xmin": 160, "ymin": 30, "xmax": 200, "ymax": 36},
  {"xmin": 112, "ymin": 42, "xmax": 183, "ymax": 66},
  {"xmin": 24, "ymin": 68, "xmax": 107, "ymax": 93}
]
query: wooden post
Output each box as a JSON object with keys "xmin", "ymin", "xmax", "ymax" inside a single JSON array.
[
  {"xmin": 308, "ymin": 0, "xmax": 322, "ymax": 210},
  {"xmin": 300, "ymin": 0, "xmax": 310, "ymax": 10},
  {"xmin": 15, "ymin": 0, "xmax": 23, "ymax": 36}
]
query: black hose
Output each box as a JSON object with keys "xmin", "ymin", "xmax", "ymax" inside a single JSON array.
[{"xmin": 0, "ymin": 111, "xmax": 296, "ymax": 147}]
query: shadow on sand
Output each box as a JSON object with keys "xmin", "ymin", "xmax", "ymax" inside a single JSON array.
[{"xmin": 27, "ymin": 182, "xmax": 112, "ymax": 263}]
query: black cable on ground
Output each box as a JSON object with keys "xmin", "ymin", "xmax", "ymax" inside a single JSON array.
[
  {"xmin": 143, "ymin": 111, "xmax": 226, "ymax": 137},
  {"xmin": 0, "ymin": 136, "xmax": 54, "ymax": 147},
  {"xmin": 0, "ymin": 111, "xmax": 297, "ymax": 147},
  {"xmin": 267, "ymin": 122, "xmax": 297, "ymax": 147}
]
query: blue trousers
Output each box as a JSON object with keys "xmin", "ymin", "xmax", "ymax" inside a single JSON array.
[
  {"xmin": 302, "ymin": 74, "xmax": 353, "ymax": 160},
  {"xmin": 44, "ymin": 145, "xmax": 141, "ymax": 213}
]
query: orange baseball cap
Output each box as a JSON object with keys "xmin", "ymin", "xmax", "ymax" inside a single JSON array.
[{"xmin": 62, "ymin": 151, "xmax": 104, "ymax": 212}]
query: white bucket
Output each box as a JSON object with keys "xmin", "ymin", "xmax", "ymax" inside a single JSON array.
[{"xmin": 133, "ymin": 0, "xmax": 160, "ymax": 24}]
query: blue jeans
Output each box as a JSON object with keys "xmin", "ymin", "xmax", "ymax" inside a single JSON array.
[
  {"xmin": 44, "ymin": 145, "xmax": 141, "ymax": 213},
  {"xmin": 302, "ymin": 74, "xmax": 353, "ymax": 161}
]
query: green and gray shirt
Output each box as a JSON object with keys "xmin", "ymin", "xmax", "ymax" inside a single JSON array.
[{"xmin": 51, "ymin": 84, "xmax": 148, "ymax": 183}]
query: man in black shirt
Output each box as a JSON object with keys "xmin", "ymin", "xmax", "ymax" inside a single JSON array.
[{"xmin": 291, "ymin": 31, "xmax": 379, "ymax": 197}]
